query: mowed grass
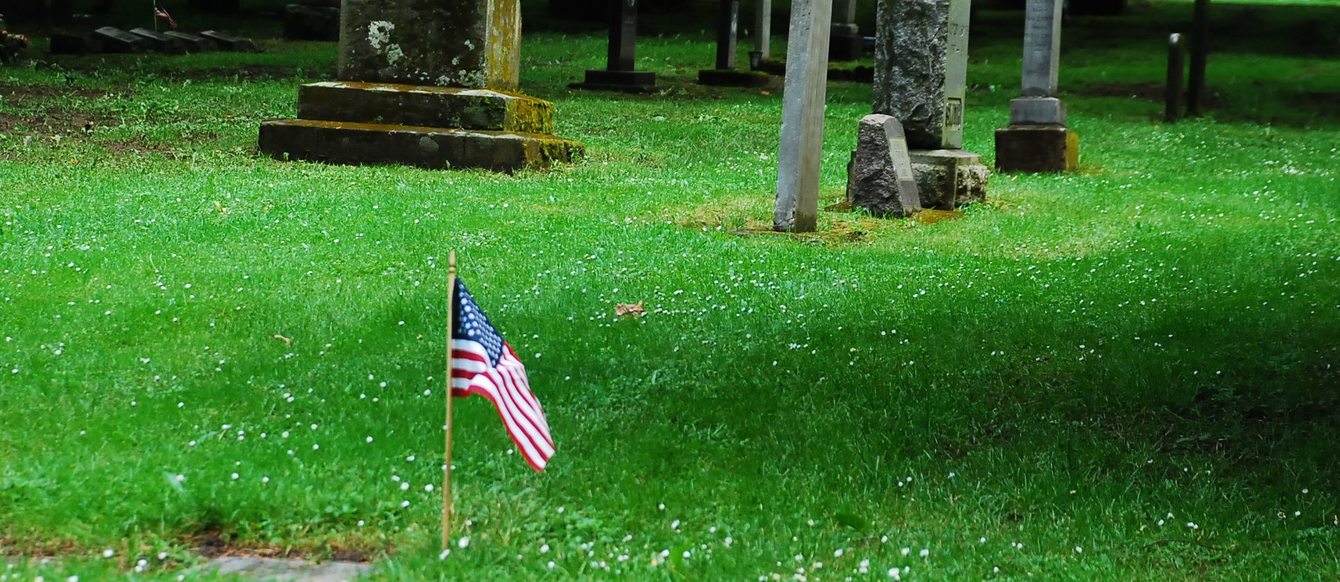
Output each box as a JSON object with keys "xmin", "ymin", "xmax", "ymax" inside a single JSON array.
[{"xmin": 1, "ymin": 1, "xmax": 1339, "ymax": 580}]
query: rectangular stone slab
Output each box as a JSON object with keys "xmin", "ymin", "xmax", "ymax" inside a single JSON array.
[
  {"xmin": 163, "ymin": 31, "xmax": 218, "ymax": 52},
  {"xmin": 92, "ymin": 27, "xmax": 149, "ymax": 53},
  {"xmin": 258, "ymin": 119, "xmax": 582, "ymax": 172},
  {"xmin": 128, "ymin": 28, "xmax": 187, "ymax": 54},
  {"xmin": 296, "ymin": 81, "xmax": 556, "ymax": 134},
  {"xmin": 200, "ymin": 30, "xmax": 258, "ymax": 52}
]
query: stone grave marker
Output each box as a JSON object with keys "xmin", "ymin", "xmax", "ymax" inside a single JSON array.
[
  {"xmin": 699, "ymin": 0, "xmax": 771, "ymax": 87},
  {"xmin": 571, "ymin": 0, "xmax": 657, "ymax": 93},
  {"xmin": 283, "ymin": 3, "xmax": 340, "ymax": 41},
  {"xmin": 829, "ymin": 0, "xmax": 862, "ymax": 61},
  {"xmin": 774, "ymin": 0, "xmax": 833, "ymax": 232},
  {"xmin": 259, "ymin": 0, "xmax": 582, "ymax": 172},
  {"xmin": 995, "ymin": 0, "xmax": 1079, "ymax": 173},
  {"xmin": 201, "ymin": 30, "xmax": 258, "ymax": 52},
  {"xmin": 92, "ymin": 26, "xmax": 148, "ymax": 53},
  {"xmin": 128, "ymin": 27, "xmax": 187, "ymax": 54},
  {"xmin": 163, "ymin": 31, "xmax": 218, "ymax": 52},
  {"xmin": 750, "ymin": 0, "xmax": 771, "ymax": 69},
  {"xmin": 847, "ymin": 114, "xmax": 921, "ymax": 217},
  {"xmin": 871, "ymin": 0, "xmax": 986, "ymax": 209}
]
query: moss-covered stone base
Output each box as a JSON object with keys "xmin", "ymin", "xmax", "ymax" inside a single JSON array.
[
  {"xmin": 259, "ymin": 119, "xmax": 583, "ymax": 173},
  {"xmin": 297, "ymin": 82, "xmax": 555, "ymax": 134}
]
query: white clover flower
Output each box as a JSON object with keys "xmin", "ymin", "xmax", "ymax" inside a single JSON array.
[
  {"xmin": 458, "ymin": 536, "xmax": 470, "ymax": 549},
  {"xmin": 102, "ymin": 549, "xmax": 114, "ymax": 558}
]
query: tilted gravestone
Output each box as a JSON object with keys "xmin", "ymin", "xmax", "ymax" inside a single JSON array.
[
  {"xmin": 995, "ymin": 0, "xmax": 1078, "ymax": 173},
  {"xmin": 259, "ymin": 0, "xmax": 582, "ymax": 172},
  {"xmin": 571, "ymin": 0, "xmax": 656, "ymax": 93},
  {"xmin": 92, "ymin": 27, "xmax": 149, "ymax": 53},
  {"xmin": 870, "ymin": 0, "xmax": 985, "ymax": 209},
  {"xmin": 846, "ymin": 114, "xmax": 921, "ymax": 217},
  {"xmin": 200, "ymin": 30, "xmax": 258, "ymax": 52},
  {"xmin": 699, "ymin": 0, "xmax": 771, "ymax": 87},
  {"xmin": 128, "ymin": 28, "xmax": 188, "ymax": 54},
  {"xmin": 163, "ymin": 31, "xmax": 218, "ymax": 52},
  {"xmin": 773, "ymin": 0, "xmax": 832, "ymax": 232}
]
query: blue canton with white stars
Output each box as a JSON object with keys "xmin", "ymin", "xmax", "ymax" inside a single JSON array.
[{"xmin": 454, "ymin": 279, "xmax": 505, "ymax": 367}]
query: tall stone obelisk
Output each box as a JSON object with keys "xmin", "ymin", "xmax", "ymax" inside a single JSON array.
[
  {"xmin": 259, "ymin": 0, "xmax": 582, "ymax": 172},
  {"xmin": 995, "ymin": 0, "xmax": 1078, "ymax": 172}
]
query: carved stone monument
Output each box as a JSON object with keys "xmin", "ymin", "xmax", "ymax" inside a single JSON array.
[
  {"xmin": 995, "ymin": 0, "xmax": 1079, "ymax": 173},
  {"xmin": 571, "ymin": 0, "xmax": 656, "ymax": 93},
  {"xmin": 699, "ymin": 0, "xmax": 771, "ymax": 87},
  {"xmin": 872, "ymin": 0, "xmax": 986, "ymax": 209},
  {"xmin": 259, "ymin": 0, "xmax": 582, "ymax": 172},
  {"xmin": 846, "ymin": 114, "xmax": 921, "ymax": 217}
]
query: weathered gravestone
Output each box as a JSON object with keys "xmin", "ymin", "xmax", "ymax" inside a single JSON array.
[
  {"xmin": 995, "ymin": 0, "xmax": 1078, "ymax": 172},
  {"xmin": 846, "ymin": 114, "xmax": 921, "ymax": 217},
  {"xmin": 259, "ymin": 0, "xmax": 582, "ymax": 172},
  {"xmin": 163, "ymin": 31, "xmax": 218, "ymax": 52},
  {"xmin": 283, "ymin": 3, "xmax": 340, "ymax": 41},
  {"xmin": 871, "ymin": 0, "xmax": 986, "ymax": 209},
  {"xmin": 774, "ymin": 0, "xmax": 833, "ymax": 232},
  {"xmin": 699, "ymin": 0, "xmax": 771, "ymax": 87},
  {"xmin": 749, "ymin": 0, "xmax": 771, "ymax": 69},
  {"xmin": 571, "ymin": 0, "xmax": 656, "ymax": 93},
  {"xmin": 92, "ymin": 26, "xmax": 148, "ymax": 53},
  {"xmin": 829, "ymin": 0, "xmax": 862, "ymax": 61},
  {"xmin": 201, "ymin": 30, "xmax": 258, "ymax": 52},
  {"xmin": 128, "ymin": 27, "xmax": 187, "ymax": 54}
]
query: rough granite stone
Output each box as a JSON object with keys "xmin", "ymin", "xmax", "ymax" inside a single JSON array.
[
  {"xmin": 873, "ymin": 0, "xmax": 971, "ymax": 149},
  {"xmin": 908, "ymin": 149, "xmax": 988, "ymax": 209},
  {"xmin": 296, "ymin": 82, "xmax": 556, "ymax": 134},
  {"xmin": 846, "ymin": 114, "xmax": 922, "ymax": 217},
  {"xmin": 339, "ymin": 0, "xmax": 520, "ymax": 90}
]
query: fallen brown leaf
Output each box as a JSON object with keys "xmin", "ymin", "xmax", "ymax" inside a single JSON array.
[{"xmin": 615, "ymin": 301, "xmax": 646, "ymax": 318}]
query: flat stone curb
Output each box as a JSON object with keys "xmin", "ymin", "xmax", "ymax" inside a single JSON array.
[{"xmin": 192, "ymin": 557, "xmax": 372, "ymax": 581}]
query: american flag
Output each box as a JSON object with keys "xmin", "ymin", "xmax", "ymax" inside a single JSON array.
[
  {"xmin": 450, "ymin": 279, "xmax": 554, "ymax": 471},
  {"xmin": 154, "ymin": 3, "xmax": 177, "ymax": 29}
]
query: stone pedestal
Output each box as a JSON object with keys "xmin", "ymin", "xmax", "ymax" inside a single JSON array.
[
  {"xmin": 909, "ymin": 149, "xmax": 988, "ymax": 210},
  {"xmin": 572, "ymin": 0, "xmax": 656, "ymax": 93},
  {"xmin": 994, "ymin": 126, "xmax": 1078, "ymax": 173},
  {"xmin": 259, "ymin": 0, "xmax": 582, "ymax": 172}
]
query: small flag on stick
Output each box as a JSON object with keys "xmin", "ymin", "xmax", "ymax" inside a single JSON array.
[
  {"xmin": 449, "ymin": 278, "xmax": 554, "ymax": 471},
  {"xmin": 441, "ymin": 252, "xmax": 553, "ymax": 550},
  {"xmin": 154, "ymin": 3, "xmax": 177, "ymax": 30}
]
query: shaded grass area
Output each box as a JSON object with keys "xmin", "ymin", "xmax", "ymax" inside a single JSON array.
[{"xmin": 1, "ymin": 1, "xmax": 1339, "ymax": 580}]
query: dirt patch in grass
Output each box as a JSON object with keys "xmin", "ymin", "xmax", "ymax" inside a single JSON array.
[
  {"xmin": 159, "ymin": 64, "xmax": 319, "ymax": 83},
  {"xmin": 0, "ymin": 83, "xmax": 125, "ymax": 135}
]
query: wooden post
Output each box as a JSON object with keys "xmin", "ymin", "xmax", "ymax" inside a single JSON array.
[
  {"xmin": 1165, "ymin": 33, "xmax": 1184, "ymax": 123},
  {"xmin": 1187, "ymin": 0, "xmax": 1209, "ymax": 117},
  {"xmin": 774, "ymin": 0, "xmax": 833, "ymax": 232},
  {"xmin": 441, "ymin": 250, "xmax": 458, "ymax": 552}
]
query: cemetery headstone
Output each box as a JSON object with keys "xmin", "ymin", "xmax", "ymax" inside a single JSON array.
[
  {"xmin": 571, "ymin": 0, "xmax": 657, "ymax": 93},
  {"xmin": 994, "ymin": 0, "xmax": 1079, "ymax": 173},
  {"xmin": 92, "ymin": 26, "xmax": 148, "ymax": 53},
  {"xmin": 128, "ymin": 27, "xmax": 187, "ymax": 54},
  {"xmin": 283, "ymin": 3, "xmax": 340, "ymax": 41},
  {"xmin": 699, "ymin": 0, "xmax": 772, "ymax": 87},
  {"xmin": 829, "ymin": 0, "xmax": 862, "ymax": 61},
  {"xmin": 163, "ymin": 31, "xmax": 218, "ymax": 52},
  {"xmin": 1186, "ymin": 0, "xmax": 1209, "ymax": 116},
  {"xmin": 48, "ymin": 32, "xmax": 101, "ymax": 55},
  {"xmin": 750, "ymin": 0, "xmax": 771, "ymax": 69},
  {"xmin": 774, "ymin": 0, "xmax": 833, "ymax": 232},
  {"xmin": 200, "ymin": 30, "xmax": 258, "ymax": 52},
  {"xmin": 871, "ymin": 0, "xmax": 986, "ymax": 208},
  {"xmin": 846, "ymin": 114, "xmax": 921, "ymax": 217},
  {"xmin": 259, "ymin": 0, "xmax": 582, "ymax": 172}
]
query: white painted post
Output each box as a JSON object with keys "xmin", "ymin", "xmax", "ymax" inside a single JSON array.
[{"xmin": 773, "ymin": 0, "xmax": 833, "ymax": 232}]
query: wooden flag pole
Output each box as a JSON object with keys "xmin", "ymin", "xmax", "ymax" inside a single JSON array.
[{"xmin": 442, "ymin": 250, "xmax": 457, "ymax": 552}]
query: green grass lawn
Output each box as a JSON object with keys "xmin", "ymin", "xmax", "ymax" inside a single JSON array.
[{"xmin": 1, "ymin": 1, "xmax": 1338, "ymax": 580}]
